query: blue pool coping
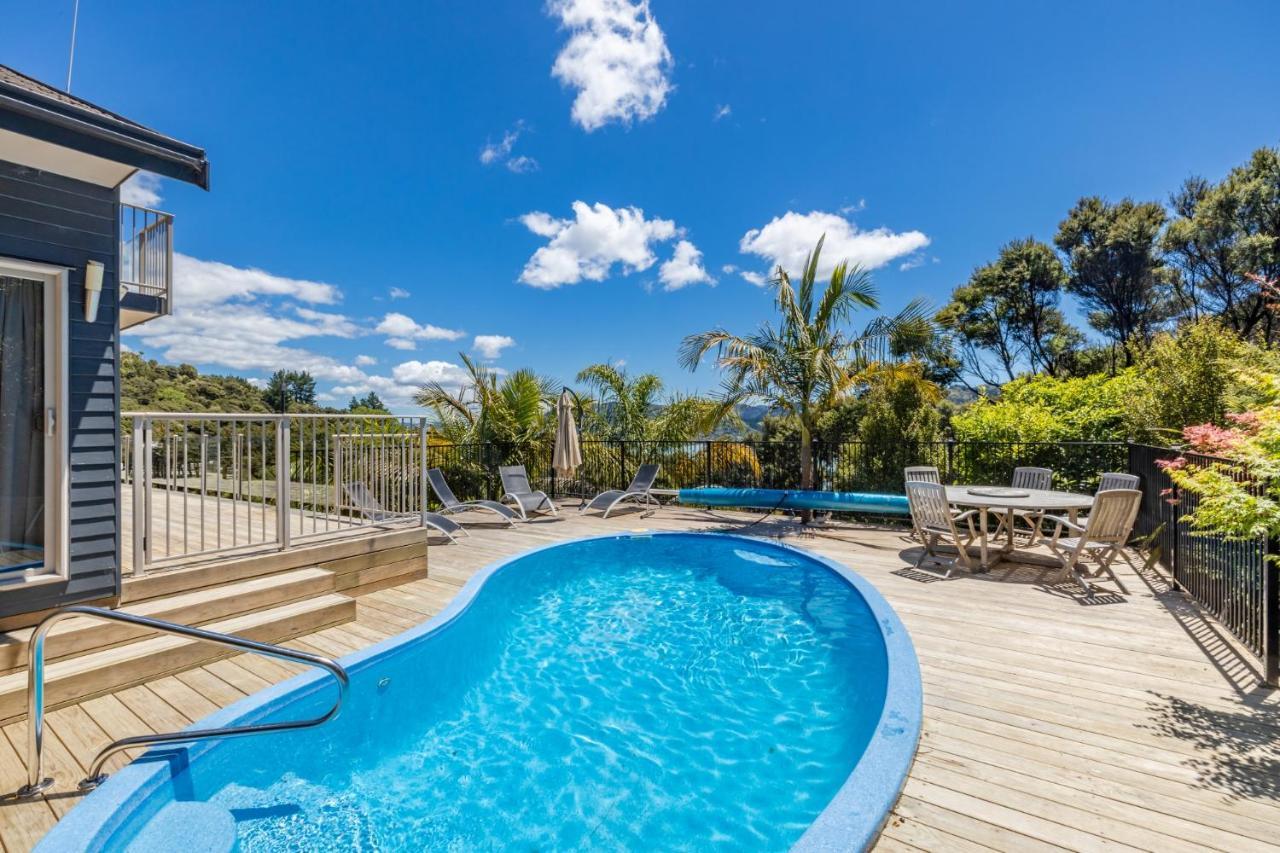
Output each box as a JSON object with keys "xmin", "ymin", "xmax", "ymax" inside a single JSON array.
[{"xmin": 39, "ymin": 532, "xmax": 923, "ymax": 853}]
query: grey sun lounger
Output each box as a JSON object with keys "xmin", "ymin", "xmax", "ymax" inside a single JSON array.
[
  {"xmin": 580, "ymin": 463, "xmax": 661, "ymax": 518},
  {"xmin": 343, "ymin": 482, "xmax": 465, "ymax": 544},
  {"xmin": 426, "ymin": 468, "xmax": 519, "ymax": 526},
  {"xmin": 499, "ymin": 465, "xmax": 558, "ymax": 520}
]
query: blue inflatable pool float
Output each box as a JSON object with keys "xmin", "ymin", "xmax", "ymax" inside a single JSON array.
[{"xmin": 679, "ymin": 487, "xmax": 910, "ymax": 515}]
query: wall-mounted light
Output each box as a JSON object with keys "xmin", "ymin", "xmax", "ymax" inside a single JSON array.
[{"xmin": 84, "ymin": 260, "xmax": 103, "ymax": 323}]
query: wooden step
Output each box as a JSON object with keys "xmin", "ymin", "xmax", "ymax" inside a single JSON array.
[
  {"xmin": 320, "ymin": 540, "xmax": 428, "ymax": 595},
  {"xmin": 0, "ymin": 568, "xmax": 337, "ymax": 676},
  {"xmin": 122, "ymin": 527, "xmax": 427, "ymax": 604},
  {"xmin": 0, "ymin": 594, "xmax": 356, "ymax": 725}
]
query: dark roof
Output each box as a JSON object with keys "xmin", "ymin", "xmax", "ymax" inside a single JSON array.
[{"xmin": 0, "ymin": 64, "xmax": 209, "ymax": 189}]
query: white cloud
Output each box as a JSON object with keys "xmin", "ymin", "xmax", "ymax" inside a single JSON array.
[
  {"xmin": 722, "ymin": 263, "xmax": 766, "ymax": 286},
  {"xmin": 354, "ymin": 354, "xmax": 378, "ymax": 366},
  {"xmin": 506, "ymin": 155, "xmax": 538, "ymax": 174},
  {"xmin": 126, "ymin": 306, "xmax": 366, "ymax": 383},
  {"xmin": 547, "ymin": 0, "xmax": 673, "ymax": 131},
  {"xmin": 518, "ymin": 200, "xmax": 679, "ymax": 288},
  {"xmin": 293, "ymin": 307, "xmax": 360, "ymax": 338},
  {"xmin": 120, "ymin": 172, "xmax": 163, "ymax": 207},
  {"xmin": 472, "ymin": 334, "xmax": 515, "ymax": 359},
  {"xmin": 659, "ymin": 240, "xmax": 713, "ymax": 291},
  {"xmin": 125, "ymin": 253, "xmax": 365, "ymax": 383},
  {"xmin": 480, "ymin": 128, "xmax": 518, "ymax": 165},
  {"xmin": 172, "ymin": 254, "xmax": 341, "ymax": 308},
  {"xmin": 480, "ymin": 122, "xmax": 538, "ymax": 173},
  {"xmin": 374, "ymin": 312, "xmax": 465, "ymax": 350},
  {"xmin": 388, "ymin": 287, "xmax": 410, "ymax": 299},
  {"xmin": 334, "ymin": 359, "xmax": 474, "ymax": 410},
  {"xmin": 739, "ymin": 210, "xmax": 930, "ymax": 279},
  {"xmin": 713, "ymin": 104, "xmax": 731, "ymax": 121}
]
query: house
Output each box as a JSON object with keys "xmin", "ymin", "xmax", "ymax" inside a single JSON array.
[{"xmin": 0, "ymin": 64, "xmax": 209, "ymax": 624}]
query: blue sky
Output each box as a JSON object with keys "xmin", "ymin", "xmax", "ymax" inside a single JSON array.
[{"xmin": 4, "ymin": 1, "xmax": 1279, "ymax": 410}]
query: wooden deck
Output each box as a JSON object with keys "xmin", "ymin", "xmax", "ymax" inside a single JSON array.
[
  {"xmin": 121, "ymin": 483, "xmax": 401, "ymax": 569},
  {"xmin": 4, "ymin": 505, "xmax": 1280, "ymax": 851}
]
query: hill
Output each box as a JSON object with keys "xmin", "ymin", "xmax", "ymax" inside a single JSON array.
[{"xmin": 121, "ymin": 351, "xmax": 268, "ymax": 413}]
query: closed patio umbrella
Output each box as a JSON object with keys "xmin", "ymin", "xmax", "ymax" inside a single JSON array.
[{"xmin": 552, "ymin": 389, "xmax": 582, "ymax": 480}]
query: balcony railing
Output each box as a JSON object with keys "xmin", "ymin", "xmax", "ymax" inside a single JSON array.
[{"xmin": 119, "ymin": 203, "xmax": 173, "ymax": 324}]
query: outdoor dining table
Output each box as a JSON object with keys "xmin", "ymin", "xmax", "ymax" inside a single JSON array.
[{"xmin": 945, "ymin": 485, "xmax": 1095, "ymax": 570}]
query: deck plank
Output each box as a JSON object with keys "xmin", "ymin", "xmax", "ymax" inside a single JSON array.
[{"xmin": 3, "ymin": 507, "xmax": 1280, "ymax": 851}]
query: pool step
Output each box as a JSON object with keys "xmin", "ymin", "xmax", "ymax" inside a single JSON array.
[
  {"xmin": 0, "ymin": 594, "xmax": 356, "ymax": 725},
  {"xmin": 0, "ymin": 568, "xmax": 338, "ymax": 677}
]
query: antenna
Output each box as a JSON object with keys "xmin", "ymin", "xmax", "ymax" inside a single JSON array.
[{"xmin": 66, "ymin": 0, "xmax": 81, "ymax": 92}]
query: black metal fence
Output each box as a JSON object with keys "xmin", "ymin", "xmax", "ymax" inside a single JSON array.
[
  {"xmin": 422, "ymin": 437, "xmax": 1279, "ymax": 684},
  {"xmin": 420, "ymin": 439, "xmax": 1129, "ymax": 504},
  {"xmin": 1128, "ymin": 443, "xmax": 1279, "ymax": 685}
]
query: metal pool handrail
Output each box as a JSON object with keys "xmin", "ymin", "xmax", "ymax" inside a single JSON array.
[{"xmin": 16, "ymin": 605, "xmax": 349, "ymax": 797}]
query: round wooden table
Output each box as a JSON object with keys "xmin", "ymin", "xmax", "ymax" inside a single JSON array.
[{"xmin": 945, "ymin": 485, "xmax": 1095, "ymax": 570}]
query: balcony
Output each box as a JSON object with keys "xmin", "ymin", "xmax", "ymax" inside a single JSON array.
[{"xmin": 118, "ymin": 203, "xmax": 173, "ymax": 329}]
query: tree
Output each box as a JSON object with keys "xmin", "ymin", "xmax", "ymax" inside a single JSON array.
[
  {"xmin": 262, "ymin": 370, "xmax": 316, "ymax": 413},
  {"xmin": 1163, "ymin": 147, "xmax": 1280, "ymax": 343},
  {"xmin": 415, "ymin": 353, "xmax": 556, "ymax": 445},
  {"xmin": 1127, "ymin": 318, "xmax": 1264, "ymax": 440},
  {"xmin": 937, "ymin": 238, "xmax": 1081, "ymax": 384},
  {"xmin": 121, "ymin": 352, "xmax": 267, "ymax": 413},
  {"xmin": 1055, "ymin": 197, "xmax": 1174, "ymax": 363},
  {"xmin": 679, "ymin": 235, "xmax": 924, "ymax": 505},
  {"xmin": 574, "ymin": 363, "xmax": 721, "ymax": 441},
  {"xmin": 347, "ymin": 392, "xmax": 388, "ymax": 413}
]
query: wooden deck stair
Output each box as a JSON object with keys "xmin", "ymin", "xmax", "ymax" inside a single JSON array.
[{"xmin": 0, "ymin": 528, "xmax": 428, "ymax": 726}]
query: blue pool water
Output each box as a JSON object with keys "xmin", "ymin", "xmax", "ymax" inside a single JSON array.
[{"xmin": 44, "ymin": 533, "xmax": 920, "ymax": 852}]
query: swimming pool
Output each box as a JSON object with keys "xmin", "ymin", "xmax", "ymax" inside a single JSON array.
[{"xmin": 41, "ymin": 533, "xmax": 921, "ymax": 852}]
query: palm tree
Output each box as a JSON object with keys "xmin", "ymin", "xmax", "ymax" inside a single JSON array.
[
  {"xmin": 679, "ymin": 235, "xmax": 927, "ymax": 500},
  {"xmin": 575, "ymin": 363, "xmax": 723, "ymax": 441},
  {"xmin": 415, "ymin": 353, "xmax": 557, "ymax": 445}
]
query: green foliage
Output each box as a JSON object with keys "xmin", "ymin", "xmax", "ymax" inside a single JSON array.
[
  {"xmin": 347, "ymin": 392, "xmax": 389, "ymax": 414},
  {"xmin": 937, "ymin": 238, "xmax": 1080, "ymax": 383},
  {"xmin": 121, "ymin": 351, "xmax": 267, "ymax": 414},
  {"xmin": 1163, "ymin": 146, "xmax": 1280, "ymax": 343},
  {"xmin": 951, "ymin": 319, "xmax": 1273, "ymax": 453},
  {"xmin": 575, "ymin": 363, "xmax": 725, "ymax": 441},
  {"xmin": 415, "ymin": 353, "xmax": 557, "ymax": 445},
  {"xmin": 1126, "ymin": 318, "xmax": 1261, "ymax": 440},
  {"xmin": 263, "ymin": 370, "xmax": 317, "ymax": 413},
  {"xmin": 1164, "ymin": 357, "xmax": 1280, "ymax": 544},
  {"xmin": 1055, "ymin": 197, "xmax": 1174, "ymax": 362},
  {"xmin": 951, "ymin": 370, "xmax": 1142, "ymax": 444},
  {"xmin": 680, "ymin": 235, "xmax": 928, "ymax": 490}
]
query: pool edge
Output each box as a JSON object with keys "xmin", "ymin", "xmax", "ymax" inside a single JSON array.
[{"xmin": 37, "ymin": 531, "xmax": 922, "ymax": 853}]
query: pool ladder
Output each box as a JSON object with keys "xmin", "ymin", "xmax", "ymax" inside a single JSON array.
[{"xmin": 14, "ymin": 605, "xmax": 349, "ymax": 798}]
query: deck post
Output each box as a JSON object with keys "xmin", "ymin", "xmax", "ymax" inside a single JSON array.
[
  {"xmin": 419, "ymin": 420, "xmax": 429, "ymax": 527},
  {"xmin": 276, "ymin": 417, "xmax": 291, "ymax": 551},
  {"xmin": 130, "ymin": 416, "xmax": 149, "ymax": 574},
  {"xmin": 1265, "ymin": 536, "xmax": 1279, "ymax": 687}
]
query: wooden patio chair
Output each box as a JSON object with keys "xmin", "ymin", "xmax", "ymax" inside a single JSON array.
[
  {"xmin": 903, "ymin": 466, "xmax": 942, "ymax": 541},
  {"xmin": 993, "ymin": 466, "xmax": 1054, "ymax": 544},
  {"xmin": 1044, "ymin": 488, "xmax": 1142, "ymax": 595},
  {"xmin": 905, "ymin": 480, "xmax": 981, "ymax": 577}
]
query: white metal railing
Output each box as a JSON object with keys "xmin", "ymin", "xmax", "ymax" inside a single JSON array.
[
  {"xmin": 119, "ymin": 204, "xmax": 173, "ymax": 303},
  {"xmin": 122, "ymin": 413, "xmax": 433, "ymax": 574}
]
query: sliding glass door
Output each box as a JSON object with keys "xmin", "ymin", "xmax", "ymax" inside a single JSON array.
[{"xmin": 0, "ymin": 264, "xmax": 65, "ymax": 579}]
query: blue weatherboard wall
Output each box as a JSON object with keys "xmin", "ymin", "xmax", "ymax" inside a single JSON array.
[
  {"xmin": 679, "ymin": 487, "xmax": 910, "ymax": 515},
  {"xmin": 0, "ymin": 159, "xmax": 121, "ymax": 620}
]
